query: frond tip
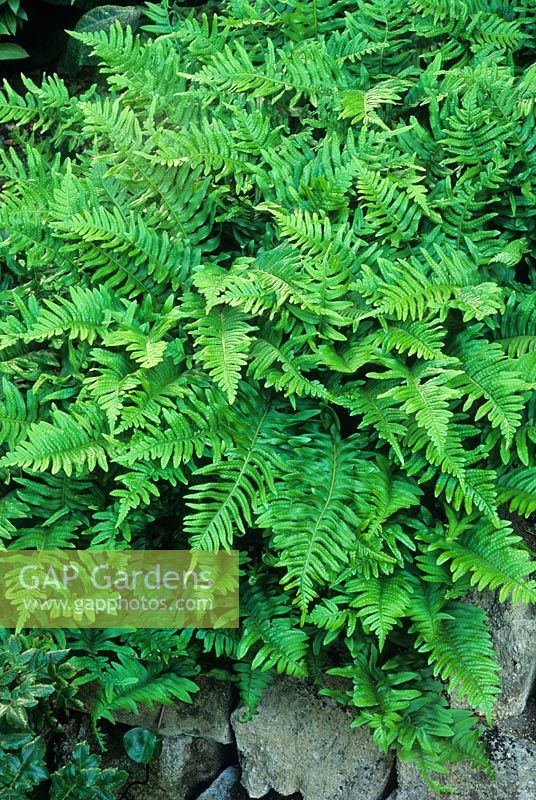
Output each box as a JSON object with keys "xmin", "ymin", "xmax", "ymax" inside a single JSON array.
[{"xmin": 191, "ymin": 306, "xmax": 257, "ymax": 403}]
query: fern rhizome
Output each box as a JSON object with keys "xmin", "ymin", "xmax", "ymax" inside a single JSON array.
[{"xmin": 0, "ymin": 0, "xmax": 535, "ymax": 789}]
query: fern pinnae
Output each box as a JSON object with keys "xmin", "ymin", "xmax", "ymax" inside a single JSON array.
[
  {"xmin": 0, "ymin": 1, "xmax": 535, "ymax": 785},
  {"xmin": 191, "ymin": 306, "xmax": 257, "ymax": 404}
]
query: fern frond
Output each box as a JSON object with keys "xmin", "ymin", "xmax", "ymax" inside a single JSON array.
[
  {"xmin": 93, "ymin": 654, "xmax": 199, "ymax": 722},
  {"xmin": 497, "ymin": 467, "xmax": 536, "ymax": 517},
  {"xmin": 360, "ymin": 250, "xmax": 503, "ymax": 322},
  {"xmin": 339, "ymin": 79, "xmax": 406, "ymax": 127},
  {"xmin": 451, "ymin": 332, "xmax": 525, "ymax": 447},
  {"xmin": 83, "ymin": 350, "xmax": 139, "ymax": 429},
  {"xmin": 249, "ymin": 335, "xmax": 330, "ymax": 400},
  {"xmin": 113, "ymin": 362, "xmax": 195, "ymax": 433},
  {"xmin": 187, "ymin": 38, "xmax": 340, "ymax": 107},
  {"xmin": 117, "ymin": 406, "xmax": 215, "ymax": 470},
  {"xmin": 348, "ymin": 571, "xmax": 414, "ymax": 650},
  {"xmin": 1, "ymin": 409, "xmax": 109, "ymax": 477},
  {"xmin": 110, "ymin": 470, "xmax": 160, "ymax": 526},
  {"xmin": 185, "ymin": 393, "xmax": 282, "ymax": 549},
  {"xmin": 375, "ymin": 319, "xmax": 447, "ymax": 361},
  {"xmin": 0, "ymin": 379, "xmax": 39, "ymax": 449},
  {"xmin": 0, "ymin": 287, "xmax": 113, "ymax": 348},
  {"xmin": 191, "ymin": 306, "xmax": 257, "ymax": 404},
  {"xmin": 380, "ymin": 362, "xmax": 460, "ymax": 455},
  {"xmin": 339, "ymin": 384, "xmax": 407, "ymax": 464},
  {"xmin": 238, "ymin": 582, "xmax": 309, "ymax": 677},
  {"xmin": 431, "ymin": 516, "xmax": 535, "ymax": 603},
  {"xmin": 355, "ymin": 166, "xmax": 425, "ymax": 244},
  {"xmin": 412, "ymin": 600, "xmax": 500, "ymax": 720},
  {"xmin": 257, "ymin": 429, "xmax": 365, "ymax": 615},
  {"xmin": 52, "ymin": 204, "xmax": 189, "ymax": 299},
  {"xmin": 231, "ymin": 661, "xmax": 274, "ymax": 721}
]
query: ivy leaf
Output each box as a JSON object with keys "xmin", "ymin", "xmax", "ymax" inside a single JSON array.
[
  {"xmin": 63, "ymin": 5, "xmax": 142, "ymax": 72},
  {"xmin": 123, "ymin": 727, "xmax": 163, "ymax": 763},
  {"xmin": 0, "ymin": 44, "xmax": 29, "ymax": 61}
]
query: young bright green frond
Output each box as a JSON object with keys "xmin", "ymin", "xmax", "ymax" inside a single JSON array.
[
  {"xmin": 431, "ymin": 518, "xmax": 535, "ymax": 604},
  {"xmin": 413, "ymin": 601, "xmax": 500, "ymax": 721},
  {"xmin": 258, "ymin": 430, "xmax": 366, "ymax": 615},
  {"xmin": 349, "ymin": 571, "xmax": 414, "ymax": 649},
  {"xmin": 452, "ymin": 332, "xmax": 525, "ymax": 447},
  {"xmin": 1, "ymin": 409, "xmax": 108, "ymax": 477},
  {"xmin": 191, "ymin": 306, "xmax": 257, "ymax": 404}
]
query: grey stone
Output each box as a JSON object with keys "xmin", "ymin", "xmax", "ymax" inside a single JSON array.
[
  {"xmin": 231, "ymin": 677, "xmax": 394, "ymax": 800},
  {"xmin": 195, "ymin": 766, "xmax": 241, "ymax": 800},
  {"xmin": 55, "ymin": 712, "xmax": 228, "ymax": 800},
  {"xmin": 113, "ymin": 677, "xmax": 235, "ymax": 743},
  {"xmin": 128, "ymin": 734, "xmax": 227, "ymax": 800},
  {"xmin": 389, "ymin": 709, "xmax": 536, "ymax": 800}
]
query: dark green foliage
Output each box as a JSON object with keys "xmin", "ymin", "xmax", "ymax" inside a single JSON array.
[
  {"xmin": 0, "ymin": 1, "xmax": 144, "ymax": 66},
  {"xmin": 0, "ymin": 632, "xmax": 127, "ymax": 800},
  {"xmin": 62, "ymin": 5, "xmax": 143, "ymax": 73},
  {"xmin": 51, "ymin": 744, "xmax": 127, "ymax": 800},
  {"xmin": 123, "ymin": 726, "xmax": 162, "ymax": 763},
  {"xmin": 0, "ymin": 0, "xmax": 535, "ymax": 790},
  {"xmin": 0, "ymin": 0, "xmax": 27, "ymax": 60}
]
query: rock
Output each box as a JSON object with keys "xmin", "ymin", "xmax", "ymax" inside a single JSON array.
[
  {"xmin": 113, "ymin": 677, "xmax": 235, "ymax": 743},
  {"xmin": 128, "ymin": 734, "xmax": 227, "ymax": 800},
  {"xmin": 388, "ymin": 708, "xmax": 536, "ymax": 800},
  {"xmin": 56, "ymin": 711, "xmax": 228, "ymax": 800},
  {"xmin": 462, "ymin": 591, "xmax": 536, "ymax": 721},
  {"xmin": 502, "ymin": 699, "xmax": 536, "ymax": 741},
  {"xmin": 195, "ymin": 766, "xmax": 241, "ymax": 800},
  {"xmin": 231, "ymin": 677, "xmax": 394, "ymax": 800}
]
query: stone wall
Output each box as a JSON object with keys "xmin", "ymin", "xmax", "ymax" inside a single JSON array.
[{"xmin": 63, "ymin": 590, "xmax": 535, "ymax": 800}]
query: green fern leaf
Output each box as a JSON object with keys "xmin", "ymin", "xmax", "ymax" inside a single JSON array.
[
  {"xmin": 348, "ymin": 571, "xmax": 414, "ymax": 650},
  {"xmin": 191, "ymin": 306, "xmax": 256, "ymax": 403},
  {"xmin": 1, "ymin": 409, "xmax": 108, "ymax": 477}
]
